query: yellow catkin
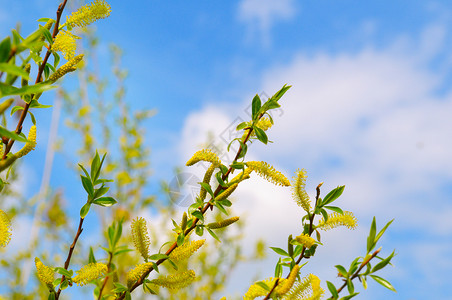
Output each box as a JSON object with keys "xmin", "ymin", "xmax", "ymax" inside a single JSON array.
[
  {"xmin": 169, "ymin": 239, "xmax": 206, "ymax": 263},
  {"xmin": 295, "ymin": 233, "xmax": 316, "ymax": 248},
  {"xmin": 216, "ymin": 183, "xmax": 238, "ymax": 201},
  {"xmin": 126, "ymin": 262, "xmax": 153, "ymax": 287},
  {"xmin": 0, "ymin": 210, "xmax": 11, "ymax": 247},
  {"xmin": 246, "ymin": 161, "xmax": 290, "ymax": 187},
  {"xmin": 35, "ymin": 257, "xmax": 54, "ymax": 289},
  {"xmin": 49, "ymin": 54, "xmax": 84, "ymax": 82},
  {"xmin": 229, "ymin": 168, "xmax": 252, "ymax": 185},
  {"xmin": 15, "ymin": 125, "xmax": 36, "ymax": 158},
  {"xmin": 72, "ymin": 263, "xmax": 107, "ymax": 286},
  {"xmin": 186, "ymin": 149, "xmax": 221, "ymax": 167},
  {"xmin": 275, "ymin": 265, "xmax": 300, "ymax": 296},
  {"xmin": 282, "ymin": 274, "xmax": 324, "ymax": 300},
  {"xmin": 180, "ymin": 212, "xmax": 188, "ymax": 231},
  {"xmin": 51, "ymin": 30, "xmax": 80, "ymax": 60},
  {"xmin": 292, "ymin": 169, "xmax": 311, "ymax": 212},
  {"xmin": 66, "ymin": 0, "xmax": 112, "ymax": 28},
  {"xmin": 199, "ymin": 164, "xmax": 216, "ymax": 201},
  {"xmin": 317, "ymin": 211, "xmax": 358, "ymax": 231},
  {"xmin": 0, "ymin": 98, "xmax": 14, "ymax": 115},
  {"xmin": 250, "ymin": 117, "xmax": 273, "ymax": 137},
  {"xmin": 151, "ymin": 270, "xmax": 196, "ymax": 291},
  {"xmin": 131, "ymin": 217, "xmax": 151, "ymax": 260},
  {"xmin": 244, "ymin": 278, "xmax": 278, "ymax": 300},
  {"xmin": 207, "ymin": 216, "xmax": 239, "ymax": 229}
]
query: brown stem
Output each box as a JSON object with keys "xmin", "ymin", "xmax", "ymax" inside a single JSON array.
[
  {"xmin": 331, "ymin": 247, "xmax": 382, "ymax": 298},
  {"xmin": 55, "ymin": 216, "xmax": 85, "ymax": 299},
  {"xmin": 2, "ymin": 0, "xmax": 67, "ymax": 159},
  {"xmin": 263, "ymin": 278, "xmax": 280, "ymax": 300},
  {"xmin": 97, "ymin": 251, "xmax": 114, "ymax": 300},
  {"xmin": 116, "ymin": 123, "xmax": 256, "ymax": 299}
]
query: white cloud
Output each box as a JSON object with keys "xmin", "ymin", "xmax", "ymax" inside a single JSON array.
[{"xmin": 237, "ymin": 0, "xmax": 296, "ymax": 46}]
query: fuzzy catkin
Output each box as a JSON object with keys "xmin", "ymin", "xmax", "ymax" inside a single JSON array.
[
  {"xmin": 317, "ymin": 211, "xmax": 358, "ymax": 231},
  {"xmin": 246, "ymin": 161, "xmax": 290, "ymax": 186},
  {"xmin": 66, "ymin": 0, "xmax": 111, "ymax": 28},
  {"xmin": 169, "ymin": 239, "xmax": 205, "ymax": 263},
  {"xmin": 72, "ymin": 263, "xmax": 108, "ymax": 286},
  {"xmin": 0, "ymin": 210, "xmax": 11, "ymax": 248},
  {"xmin": 186, "ymin": 149, "xmax": 221, "ymax": 166},
  {"xmin": 131, "ymin": 217, "xmax": 151, "ymax": 260},
  {"xmin": 35, "ymin": 257, "xmax": 54, "ymax": 289},
  {"xmin": 207, "ymin": 216, "xmax": 239, "ymax": 229},
  {"xmin": 292, "ymin": 169, "xmax": 311, "ymax": 212},
  {"xmin": 151, "ymin": 270, "xmax": 196, "ymax": 291}
]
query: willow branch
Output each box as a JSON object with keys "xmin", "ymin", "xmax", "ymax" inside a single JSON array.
[
  {"xmin": 2, "ymin": 0, "xmax": 67, "ymax": 159},
  {"xmin": 116, "ymin": 122, "xmax": 256, "ymax": 300},
  {"xmin": 97, "ymin": 251, "xmax": 114, "ymax": 300}
]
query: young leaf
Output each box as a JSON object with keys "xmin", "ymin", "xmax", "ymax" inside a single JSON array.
[
  {"xmin": 370, "ymin": 275, "xmax": 397, "ymax": 292},
  {"xmin": 324, "ymin": 206, "xmax": 344, "ymax": 215},
  {"xmin": 374, "ymin": 219, "xmax": 394, "ymax": 245},
  {"xmin": 335, "ymin": 265, "xmax": 348, "ymax": 277},
  {"xmin": 254, "ymin": 127, "xmax": 268, "ymax": 144},
  {"xmin": 371, "ymin": 251, "xmax": 395, "ymax": 273},
  {"xmin": 195, "ymin": 225, "xmax": 204, "ymax": 236},
  {"xmin": 275, "ymin": 258, "xmax": 283, "ymax": 277},
  {"xmin": 251, "ymin": 94, "xmax": 262, "ymax": 120},
  {"xmin": 199, "ymin": 182, "xmax": 214, "ymax": 198},
  {"xmin": 89, "ymin": 247, "xmax": 96, "ymax": 264},
  {"xmin": 367, "ymin": 217, "xmax": 377, "ymax": 253},
  {"xmin": 80, "ymin": 203, "xmax": 91, "ymax": 219},
  {"xmin": 92, "ymin": 197, "xmax": 117, "ymax": 207},
  {"xmin": 191, "ymin": 210, "xmax": 204, "ymax": 222},
  {"xmin": 90, "ymin": 151, "xmax": 101, "ymax": 181},
  {"xmin": 0, "ymin": 126, "xmax": 28, "ymax": 143},
  {"xmin": 148, "ymin": 254, "xmax": 168, "ymax": 260},
  {"xmin": 80, "ymin": 175, "xmax": 94, "ymax": 198},
  {"xmin": 270, "ymin": 247, "xmax": 290, "ymax": 257},
  {"xmin": 321, "ymin": 185, "xmax": 345, "ymax": 206},
  {"xmin": 206, "ymin": 227, "xmax": 221, "ymax": 242},
  {"xmin": 326, "ymin": 281, "xmax": 338, "ymax": 298},
  {"xmin": 0, "ymin": 63, "xmax": 30, "ymax": 81},
  {"xmin": 176, "ymin": 233, "xmax": 185, "ymax": 246}
]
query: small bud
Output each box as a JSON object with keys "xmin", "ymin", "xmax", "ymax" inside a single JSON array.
[{"xmin": 207, "ymin": 216, "xmax": 239, "ymax": 229}]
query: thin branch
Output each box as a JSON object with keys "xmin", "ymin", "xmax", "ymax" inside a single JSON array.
[
  {"xmin": 97, "ymin": 251, "xmax": 114, "ymax": 300},
  {"xmin": 263, "ymin": 278, "xmax": 280, "ymax": 300},
  {"xmin": 2, "ymin": 0, "xmax": 68, "ymax": 159},
  {"xmin": 55, "ymin": 217, "xmax": 85, "ymax": 299}
]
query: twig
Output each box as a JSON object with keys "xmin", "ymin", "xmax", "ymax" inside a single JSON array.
[
  {"xmin": 97, "ymin": 252, "xmax": 114, "ymax": 300},
  {"xmin": 331, "ymin": 247, "xmax": 381, "ymax": 297},
  {"xmin": 2, "ymin": 0, "xmax": 68, "ymax": 159},
  {"xmin": 55, "ymin": 217, "xmax": 85, "ymax": 299},
  {"xmin": 263, "ymin": 278, "xmax": 280, "ymax": 300}
]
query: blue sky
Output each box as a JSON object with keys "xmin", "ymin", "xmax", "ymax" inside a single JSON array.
[{"xmin": 1, "ymin": 0, "xmax": 452, "ymax": 299}]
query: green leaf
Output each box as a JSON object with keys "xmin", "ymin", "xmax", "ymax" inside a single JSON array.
[
  {"xmin": 80, "ymin": 202, "xmax": 91, "ymax": 219},
  {"xmin": 339, "ymin": 293, "xmax": 359, "ymax": 300},
  {"xmin": 236, "ymin": 121, "xmax": 249, "ymax": 131},
  {"xmin": 251, "ymin": 94, "xmax": 262, "ymax": 120},
  {"xmin": 10, "ymin": 105, "xmax": 23, "ymax": 116},
  {"xmin": 206, "ymin": 227, "xmax": 221, "ymax": 242},
  {"xmin": 199, "ymin": 182, "xmax": 213, "ymax": 198},
  {"xmin": 320, "ymin": 208, "xmax": 329, "ymax": 222},
  {"xmin": 255, "ymin": 281, "xmax": 270, "ymax": 291},
  {"xmin": 321, "ymin": 185, "xmax": 345, "ymax": 206},
  {"xmin": 367, "ymin": 217, "xmax": 377, "ymax": 253},
  {"xmin": 0, "ymin": 126, "xmax": 28, "ymax": 143},
  {"xmin": 195, "ymin": 225, "xmax": 204, "ymax": 236},
  {"xmin": 326, "ymin": 281, "xmax": 338, "ymax": 298},
  {"xmin": 271, "ymin": 84, "xmax": 291, "ymax": 102},
  {"xmin": 215, "ymin": 172, "xmax": 228, "ymax": 187},
  {"xmin": 53, "ymin": 52, "xmax": 60, "ymax": 68},
  {"xmin": 372, "ymin": 251, "xmax": 395, "ymax": 273},
  {"xmin": 0, "ymin": 81, "xmax": 55, "ymax": 98},
  {"xmin": 89, "ymin": 247, "xmax": 96, "ymax": 264},
  {"xmin": 29, "ymin": 100, "xmax": 52, "ymax": 108},
  {"xmin": 125, "ymin": 291, "xmax": 131, "ymax": 300},
  {"xmin": 191, "ymin": 210, "xmax": 204, "ymax": 221},
  {"xmin": 0, "ymin": 63, "xmax": 30, "ymax": 80},
  {"xmin": 230, "ymin": 162, "xmax": 244, "ymax": 169},
  {"xmin": 254, "ymin": 127, "xmax": 268, "ymax": 144},
  {"xmin": 370, "ymin": 275, "xmax": 396, "ymax": 292},
  {"xmin": 48, "ymin": 292, "xmax": 56, "ymax": 300},
  {"xmin": 39, "ymin": 24, "xmax": 53, "ymax": 44},
  {"xmin": 237, "ymin": 140, "xmax": 248, "ymax": 159},
  {"xmin": 347, "ymin": 278, "xmax": 354, "ymax": 294},
  {"xmin": 112, "ymin": 282, "xmax": 128, "ymax": 293},
  {"xmin": 0, "ymin": 37, "xmax": 11, "ymax": 63},
  {"xmin": 177, "ymin": 233, "xmax": 185, "ymax": 246},
  {"xmin": 324, "ymin": 206, "xmax": 344, "ymax": 214},
  {"xmin": 90, "ymin": 151, "xmax": 101, "ymax": 181},
  {"xmin": 274, "ymin": 258, "xmax": 283, "ymax": 277},
  {"xmin": 93, "ymin": 197, "xmax": 117, "ymax": 207},
  {"xmin": 80, "ymin": 175, "xmax": 94, "ymax": 198},
  {"xmin": 78, "ymin": 164, "xmax": 90, "ymax": 178},
  {"xmin": 335, "ymin": 265, "xmax": 348, "ymax": 277},
  {"xmin": 93, "ymin": 185, "xmax": 109, "ymax": 199},
  {"xmin": 270, "ymin": 247, "xmax": 290, "ymax": 257},
  {"xmin": 374, "ymin": 219, "xmax": 394, "ymax": 245},
  {"xmin": 361, "ymin": 275, "xmax": 367, "ymax": 289},
  {"xmin": 214, "ymin": 201, "xmax": 228, "ymax": 215},
  {"xmin": 54, "ymin": 267, "xmax": 73, "ymax": 277},
  {"xmin": 148, "ymin": 253, "xmax": 168, "ymax": 260},
  {"xmin": 29, "ymin": 111, "xmax": 36, "ymax": 125}
]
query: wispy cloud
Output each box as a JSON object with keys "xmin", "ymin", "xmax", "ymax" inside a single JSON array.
[{"xmin": 237, "ymin": 0, "xmax": 296, "ymax": 47}]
